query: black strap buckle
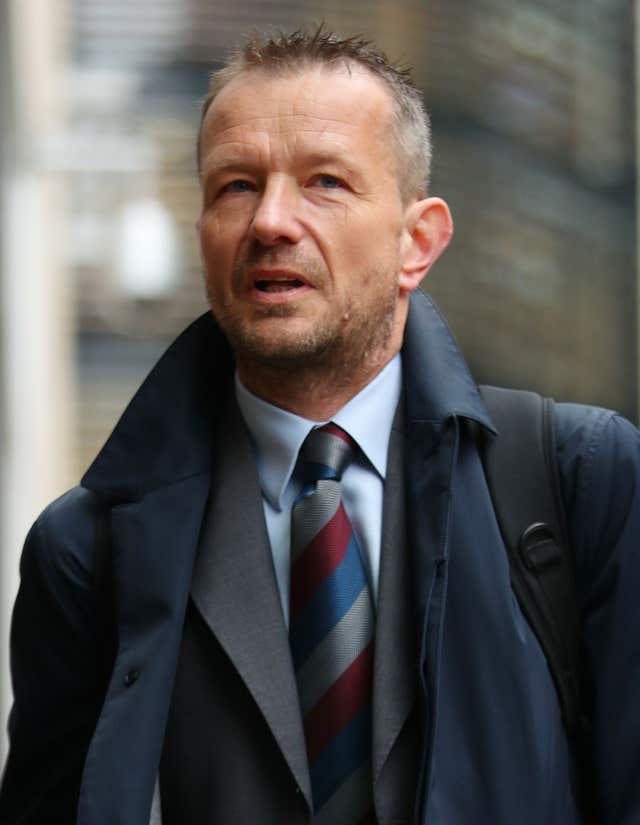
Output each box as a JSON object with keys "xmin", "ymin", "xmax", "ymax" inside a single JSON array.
[{"xmin": 520, "ymin": 522, "xmax": 563, "ymax": 572}]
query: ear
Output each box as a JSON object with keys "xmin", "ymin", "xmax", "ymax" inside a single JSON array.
[{"xmin": 399, "ymin": 197, "xmax": 453, "ymax": 293}]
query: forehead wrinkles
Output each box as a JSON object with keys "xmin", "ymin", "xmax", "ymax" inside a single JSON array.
[
  {"xmin": 203, "ymin": 123, "xmax": 360, "ymax": 174},
  {"xmin": 204, "ymin": 67, "xmax": 393, "ymax": 146},
  {"xmin": 206, "ymin": 99, "xmax": 372, "ymax": 142}
]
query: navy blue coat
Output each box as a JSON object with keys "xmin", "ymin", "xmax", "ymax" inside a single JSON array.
[{"xmin": 2, "ymin": 291, "xmax": 639, "ymax": 824}]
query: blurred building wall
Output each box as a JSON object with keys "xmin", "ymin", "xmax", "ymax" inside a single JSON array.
[{"xmin": 422, "ymin": 1, "xmax": 636, "ymax": 418}]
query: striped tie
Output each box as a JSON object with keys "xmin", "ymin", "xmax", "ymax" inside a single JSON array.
[{"xmin": 289, "ymin": 423, "xmax": 376, "ymax": 825}]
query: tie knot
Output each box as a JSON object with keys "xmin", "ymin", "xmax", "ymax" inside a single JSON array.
[{"xmin": 299, "ymin": 422, "xmax": 357, "ymax": 483}]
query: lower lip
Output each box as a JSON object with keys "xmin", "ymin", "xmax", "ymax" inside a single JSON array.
[{"xmin": 250, "ymin": 283, "xmax": 314, "ymax": 304}]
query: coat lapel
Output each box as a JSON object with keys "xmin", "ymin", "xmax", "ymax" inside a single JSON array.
[
  {"xmin": 190, "ymin": 395, "xmax": 312, "ymax": 807},
  {"xmin": 373, "ymin": 409, "xmax": 418, "ymax": 802},
  {"xmin": 78, "ymin": 473, "xmax": 211, "ymax": 825}
]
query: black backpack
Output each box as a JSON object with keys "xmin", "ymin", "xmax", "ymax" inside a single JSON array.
[{"xmin": 479, "ymin": 386, "xmax": 594, "ymax": 824}]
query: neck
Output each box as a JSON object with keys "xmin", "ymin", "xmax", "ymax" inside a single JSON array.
[{"xmin": 237, "ymin": 344, "xmax": 400, "ymax": 421}]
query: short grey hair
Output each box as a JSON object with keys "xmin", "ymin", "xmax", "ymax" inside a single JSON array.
[{"xmin": 197, "ymin": 25, "xmax": 432, "ymax": 202}]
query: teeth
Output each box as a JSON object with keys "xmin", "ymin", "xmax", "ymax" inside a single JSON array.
[{"xmin": 256, "ymin": 280, "xmax": 302, "ymax": 292}]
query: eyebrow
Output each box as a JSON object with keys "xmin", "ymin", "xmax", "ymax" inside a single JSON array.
[
  {"xmin": 202, "ymin": 158, "xmax": 257, "ymax": 176},
  {"xmin": 203, "ymin": 147, "xmax": 361, "ymax": 175},
  {"xmin": 301, "ymin": 151, "xmax": 362, "ymax": 178}
]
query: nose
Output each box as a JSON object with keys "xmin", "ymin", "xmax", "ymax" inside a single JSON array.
[{"xmin": 250, "ymin": 177, "xmax": 303, "ymax": 246}]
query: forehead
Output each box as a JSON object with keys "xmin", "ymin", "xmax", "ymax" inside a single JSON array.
[{"xmin": 199, "ymin": 65, "xmax": 395, "ymax": 168}]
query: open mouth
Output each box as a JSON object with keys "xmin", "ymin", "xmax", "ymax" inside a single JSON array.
[{"xmin": 255, "ymin": 279, "xmax": 306, "ymax": 293}]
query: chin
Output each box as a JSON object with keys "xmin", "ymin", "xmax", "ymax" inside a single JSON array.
[
  {"xmin": 238, "ymin": 337, "xmax": 332, "ymax": 367},
  {"xmin": 231, "ymin": 323, "xmax": 339, "ymax": 367}
]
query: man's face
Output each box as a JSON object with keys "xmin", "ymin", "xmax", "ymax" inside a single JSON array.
[{"xmin": 198, "ymin": 65, "xmax": 412, "ymax": 377}]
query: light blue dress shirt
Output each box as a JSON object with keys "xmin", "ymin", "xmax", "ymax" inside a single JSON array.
[{"xmin": 235, "ymin": 354, "xmax": 402, "ymax": 626}]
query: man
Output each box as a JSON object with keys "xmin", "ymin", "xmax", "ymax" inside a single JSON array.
[{"xmin": 1, "ymin": 27, "xmax": 639, "ymax": 825}]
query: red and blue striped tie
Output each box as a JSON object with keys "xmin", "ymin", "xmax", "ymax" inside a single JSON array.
[{"xmin": 289, "ymin": 422, "xmax": 376, "ymax": 825}]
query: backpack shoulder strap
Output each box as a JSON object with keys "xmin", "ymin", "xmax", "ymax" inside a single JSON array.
[{"xmin": 477, "ymin": 385, "xmax": 580, "ymax": 736}]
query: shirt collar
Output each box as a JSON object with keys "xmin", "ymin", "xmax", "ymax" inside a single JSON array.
[{"xmin": 235, "ymin": 353, "xmax": 402, "ymax": 511}]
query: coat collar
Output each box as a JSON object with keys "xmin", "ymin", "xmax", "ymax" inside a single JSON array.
[
  {"xmin": 403, "ymin": 290, "xmax": 495, "ymax": 431},
  {"xmin": 81, "ymin": 291, "xmax": 495, "ymax": 498},
  {"xmin": 81, "ymin": 313, "xmax": 233, "ymax": 498}
]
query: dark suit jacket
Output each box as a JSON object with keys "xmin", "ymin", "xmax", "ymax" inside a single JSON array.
[
  {"xmin": 2, "ymin": 291, "xmax": 640, "ymax": 825},
  {"xmin": 156, "ymin": 387, "xmax": 418, "ymax": 824}
]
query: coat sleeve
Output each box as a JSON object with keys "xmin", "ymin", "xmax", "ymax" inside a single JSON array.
[
  {"xmin": 556, "ymin": 405, "xmax": 640, "ymax": 825},
  {"xmin": 0, "ymin": 486, "xmax": 112, "ymax": 824}
]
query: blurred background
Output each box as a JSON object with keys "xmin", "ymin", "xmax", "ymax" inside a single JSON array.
[{"xmin": 0, "ymin": 0, "xmax": 637, "ymax": 757}]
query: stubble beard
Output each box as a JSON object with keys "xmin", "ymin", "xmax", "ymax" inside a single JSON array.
[{"xmin": 206, "ymin": 254, "xmax": 401, "ymax": 391}]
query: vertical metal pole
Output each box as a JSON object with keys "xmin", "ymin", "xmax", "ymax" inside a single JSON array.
[
  {"xmin": 0, "ymin": 0, "xmax": 17, "ymax": 767},
  {"xmin": 636, "ymin": 0, "xmax": 640, "ymax": 422},
  {"xmin": 0, "ymin": 0, "xmax": 74, "ymax": 761}
]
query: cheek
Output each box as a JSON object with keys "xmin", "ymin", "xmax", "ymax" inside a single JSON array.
[
  {"xmin": 320, "ymin": 208, "xmax": 370, "ymax": 255},
  {"xmin": 334, "ymin": 218, "xmax": 384, "ymax": 271},
  {"xmin": 342, "ymin": 216, "xmax": 403, "ymax": 288},
  {"xmin": 199, "ymin": 213, "xmax": 242, "ymax": 267}
]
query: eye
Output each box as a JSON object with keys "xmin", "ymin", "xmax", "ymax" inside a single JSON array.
[
  {"xmin": 220, "ymin": 179, "xmax": 255, "ymax": 195},
  {"xmin": 311, "ymin": 174, "xmax": 344, "ymax": 190}
]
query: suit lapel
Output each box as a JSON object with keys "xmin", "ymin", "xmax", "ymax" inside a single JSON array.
[
  {"xmin": 190, "ymin": 395, "xmax": 312, "ymax": 807},
  {"xmin": 373, "ymin": 409, "xmax": 417, "ymax": 786},
  {"xmin": 149, "ymin": 778, "xmax": 162, "ymax": 825}
]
